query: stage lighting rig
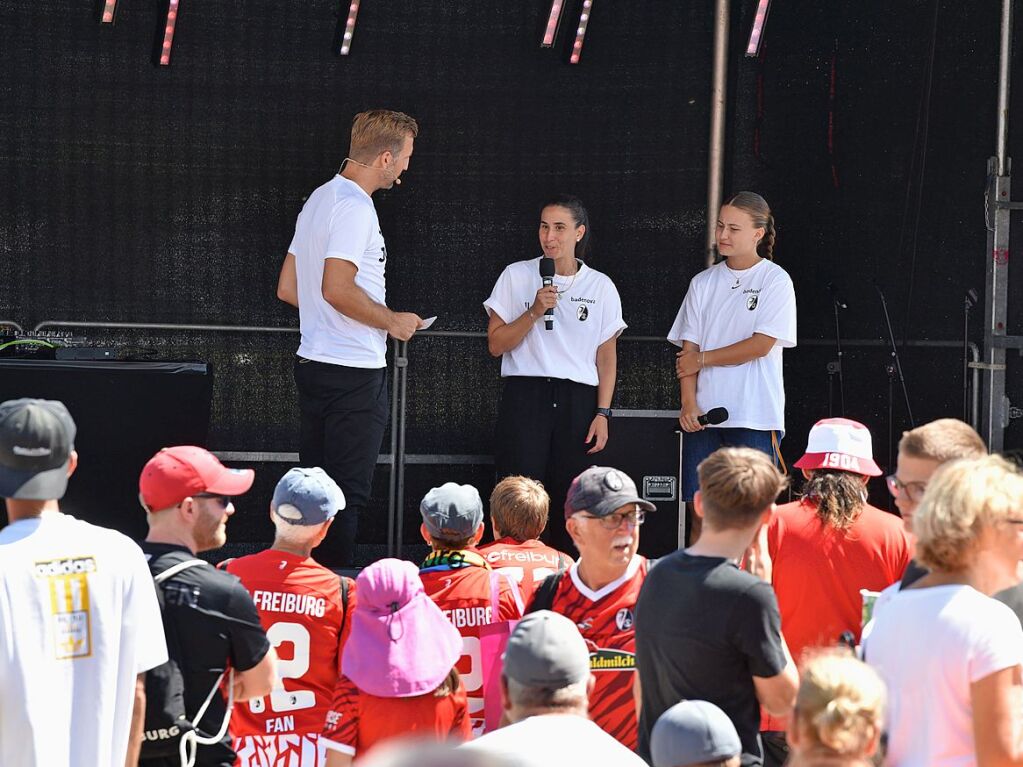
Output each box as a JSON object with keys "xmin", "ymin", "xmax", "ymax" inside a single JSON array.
[
  {"xmin": 745, "ymin": 0, "xmax": 772, "ymax": 57},
  {"xmin": 541, "ymin": 0, "xmax": 566, "ymax": 47},
  {"xmin": 99, "ymin": 0, "xmax": 118, "ymax": 24},
  {"xmin": 338, "ymin": 0, "xmax": 361, "ymax": 56},
  {"xmin": 569, "ymin": 0, "xmax": 593, "ymax": 64},
  {"xmin": 154, "ymin": 0, "xmax": 180, "ymax": 66}
]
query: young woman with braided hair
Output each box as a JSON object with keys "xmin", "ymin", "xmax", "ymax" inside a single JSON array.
[
  {"xmin": 668, "ymin": 192, "xmax": 797, "ymax": 543},
  {"xmin": 759, "ymin": 418, "xmax": 911, "ymax": 767}
]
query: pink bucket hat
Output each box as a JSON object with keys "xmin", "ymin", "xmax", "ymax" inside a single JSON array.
[
  {"xmin": 793, "ymin": 418, "xmax": 883, "ymax": 477},
  {"xmin": 342, "ymin": 558, "xmax": 462, "ymax": 698}
]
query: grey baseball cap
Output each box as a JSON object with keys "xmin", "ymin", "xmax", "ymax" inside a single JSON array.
[
  {"xmin": 651, "ymin": 700, "xmax": 742, "ymax": 767},
  {"xmin": 272, "ymin": 467, "xmax": 346, "ymax": 525},
  {"xmin": 503, "ymin": 610, "xmax": 591, "ymax": 688},
  {"xmin": 0, "ymin": 399, "xmax": 76, "ymax": 501},
  {"xmin": 564, "ymin": 466, "xmax": 656, "ymax": 519},
  {"xmin": 420, "ymin": 482, "xmax": 484, "ymax": 538}
]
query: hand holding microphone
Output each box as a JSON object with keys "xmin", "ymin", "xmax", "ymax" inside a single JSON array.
[
  {"xmin": 678, "ymin": 406, "xmax": 728, "ymax": 433},
  {"xmin": 538, "ymin": 258, "xmax": 557, "ymax": 330}
]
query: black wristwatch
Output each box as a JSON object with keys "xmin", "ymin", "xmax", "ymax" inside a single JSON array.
[{"xmin": 595, "ymin": 407, "xmax": 613, "ymax": 419}]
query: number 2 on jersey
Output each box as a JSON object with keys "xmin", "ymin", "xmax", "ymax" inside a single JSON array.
[{"xmin": 248, "ymin": 621, "xmax": 315, "ymax": 714}]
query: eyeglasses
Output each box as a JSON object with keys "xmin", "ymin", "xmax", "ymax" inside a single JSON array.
[
  {"xmin": 195, "ymin": 493, "xmax": 231, "ymax": 507},
  {"xmin": 575, "ymin": 508, "xmax": 645, "ymax": 530},
  {"xmin": 885, "ymin": 475, "xmax": 928, "ymax": 503}
]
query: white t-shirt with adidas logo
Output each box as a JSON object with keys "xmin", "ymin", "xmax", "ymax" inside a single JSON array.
[
  {"xmin": 0, "ymin": 512, "xmax": 167, "ymax": 767},
  {"xmin": 484, "ymin": 257, "xmax": 627, "ymax": 387},
  {"xmin": 667, "ymin": 258, "xmax": 797, "ymax": 433}
]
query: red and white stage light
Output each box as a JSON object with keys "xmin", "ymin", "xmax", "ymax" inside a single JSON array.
[
  {"xmin": 745, "ymin": 0, "xmax": 772, "ymax": 57},
  {"xmin": 100, "ymin": 0, "xmax": 118, "ymax": 24},
  {"xmin": 339, "ymin": 0, "xmax": 361, "ymax": 56},
  {"xmin": 569, "ymin": 0, "xmax": 593, "ymax": 64},
  {"xmin": 157, "ymin": 0, "xmax": 179, "ymax": 66},
  {"xmin": 541, "ymin": 0, "xmax": 565, "ymax": 47}
]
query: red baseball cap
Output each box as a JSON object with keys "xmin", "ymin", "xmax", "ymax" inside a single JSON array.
[
  {"xmin": 793, "ymin": 418, "xmax": 882, "ymax": 477},
  {"xmin": 139, "ymin": 445, "xmax": 254, "ymax": 512}
]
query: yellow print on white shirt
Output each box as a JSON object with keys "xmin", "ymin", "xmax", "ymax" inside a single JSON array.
[{"xmin": 34, "ymin": 555, "xmax": 96, "ymax": 660}]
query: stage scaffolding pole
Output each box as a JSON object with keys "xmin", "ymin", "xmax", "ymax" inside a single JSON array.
[
  {"xmin": 706, "ymin": 0, "xmax": 729, "ymax": 267},
  {"xmin": 980, "ymin": 0, "xmax": 1015, "ymax": 451}
]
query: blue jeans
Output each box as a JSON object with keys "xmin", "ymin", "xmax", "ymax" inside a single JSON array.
[{"xmin": 681, "ymin": 427, "xmax": 780, "ymax": 501}]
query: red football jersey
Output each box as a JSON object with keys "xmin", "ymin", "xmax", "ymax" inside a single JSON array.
[
  {"xmin": 545, "ymin": 556, "xmax": 649, "ymax": 750},
  {"xmin": 224, "ymin": 550, "xmax": 356, "ymax": 741},
  {"xmin": 478, "ymin": 537, "xmax": 574, "ymax": 599},
  {"xmin": 322, "ymin": 674, "xmax": 471, "ymax": 759},
  {"xmin": 419, "ymin": 550, "xmax": 524, "ymax": 735}
]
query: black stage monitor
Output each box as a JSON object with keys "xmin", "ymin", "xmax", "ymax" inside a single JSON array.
[{"xmin": 0, "ymin": 359, "xmax": 213, "ymax": 539}]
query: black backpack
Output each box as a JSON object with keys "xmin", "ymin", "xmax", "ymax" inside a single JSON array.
[{"xmin": 141, "ymin": 557, "xmax": 232, "ymax": 766}]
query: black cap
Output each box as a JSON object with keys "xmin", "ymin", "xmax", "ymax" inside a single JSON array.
[{"xmin": 0, "ymin": 399, "xmax": 76, "ymax": 500}]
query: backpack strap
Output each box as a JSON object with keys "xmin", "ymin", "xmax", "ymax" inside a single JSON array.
[
  {"xmin": 154, "ymin": 559, "xmax": 207, "ymax": 584},
  {"xmin": 527, "ymin": 570, "xmax": 565, "ymax": 614},
  {"xmin": 337, "ymin": 575, "xmax": 351, "ymax": 633}
]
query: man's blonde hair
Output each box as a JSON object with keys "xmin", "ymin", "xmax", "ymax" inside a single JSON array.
[
  {"xmin": 913, "ymin": 454, "xmax": 1023, "ymax": 571},
  {"xmin": 697, "ymin": 447, "xmax": 788, "ymax": 530},
  {"xmin": 349, "ymin": 109, "xmax": 418, "ymax": 163},
  {"xmin": 794, "ymin": 649, "xmax": 886, "ymax": 758},
  {"xmin": 898, "ymin": 418, "xmax": 986, "ymax": 463},
  {"xmin": 490, "ymin": 476, "xmax": 550, "ymax": 542}
]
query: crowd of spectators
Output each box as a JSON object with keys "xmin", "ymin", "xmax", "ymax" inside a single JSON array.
[{"xmin": 3, "ymin": 396, "xmax": 1023, "ymax": 767}]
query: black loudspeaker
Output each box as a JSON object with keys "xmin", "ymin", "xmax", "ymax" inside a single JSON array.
[
  {"xmin": 598, "ymin": 410, "xmax": 682, "ymax": 559},
  {"xmin": 0, "ymin": 360, "xmax": 213, "ymax": 539}
]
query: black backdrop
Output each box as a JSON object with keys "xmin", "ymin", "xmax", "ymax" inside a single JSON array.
[{"xmin": 2, "ymin": 1, "xmax": 1021, "ymax": 560}]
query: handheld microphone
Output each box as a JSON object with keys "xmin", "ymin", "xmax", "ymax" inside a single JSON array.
[
  {"xmin": 697, "ymin": 407, "xmax": 729, "ymax": 426},
  {"xmin": 539, "ymin": 258, "xmax": 556, "ymax": 331},
  {"xmin": 827, "ymin": 282, "xmax": 848, "ymax": 310}
]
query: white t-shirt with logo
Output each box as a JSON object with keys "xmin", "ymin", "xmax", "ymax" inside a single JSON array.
[
  {"xmin": 0, "ymin": 512, "xmax": 168, "ymax": 767},
  {"xmin": 667, "ymin": 259, "xmax": 796, "ymax": 433},
  {"xmin": 290, "ymin": 175, "xmax": 388, "ymax": 368},
  {"xmin": 863, "ymin": 585, "xmax": 1023, "ymax": 767},
  {"xmin": 483, "ymin": 257, "xmax": 627, "ymax": 387}
]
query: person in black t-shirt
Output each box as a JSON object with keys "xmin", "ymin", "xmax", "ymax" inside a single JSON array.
[
  {"xmin": 635, "ymin": 447, "xmax": 797, "ymax": 767},
  {"xmin": 138, "ymin": 446, "xmax": 277, "ymax": 767}
]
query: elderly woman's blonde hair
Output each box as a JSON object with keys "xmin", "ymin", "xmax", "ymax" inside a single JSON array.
[
  {"xmin": 913, "ymin": 454, "xmax": 1023, "ymax": 572},
  {"xmin": 794, "ymin": 649, "xmax": 886, "ymax": 757}
]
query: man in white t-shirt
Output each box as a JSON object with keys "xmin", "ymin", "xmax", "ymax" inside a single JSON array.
[
  {"xmin": 0, "ymin": 398, "xmax": 168, "ymax": 767},
  {"xmin": 276, "ymin": 109, "xmax": 422, "ymax": 566}
]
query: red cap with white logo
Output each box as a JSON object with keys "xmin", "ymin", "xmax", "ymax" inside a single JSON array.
[
  {"xmin": 139, "ymin": 445, "xmax": 254, "ymax": 512},
  {"xmin": 793, "ymin": 418, "xmax": 882, "ymax": 477}
]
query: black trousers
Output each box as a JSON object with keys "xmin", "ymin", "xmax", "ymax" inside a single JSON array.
[
  {"xmin": 494, "ymin": 376, "xmax": 597, "ymax": 554},
  {"xmin": 294, "ymin": 356, "xmax": 388, "ymax": 567}
]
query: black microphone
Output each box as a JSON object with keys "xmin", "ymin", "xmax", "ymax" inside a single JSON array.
[
  {"xmin": 697, "ymin": 407, "xmax": 728, "ymax": 426},
  {"xmin": 539, "ymin": 258, "xmax": 556, "ymax": 331},
  {"xmin": 827, "ymin": 282, "xmax": 848, "ymax": 310}
]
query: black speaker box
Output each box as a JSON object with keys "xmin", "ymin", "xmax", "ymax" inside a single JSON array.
[
  {"xmin": 598, "ymin": 409, "xmax": 682, "ymax": 558},
  {"xmin": 0, "ymin": 359, "xmax": 213, "ymax": 538}
]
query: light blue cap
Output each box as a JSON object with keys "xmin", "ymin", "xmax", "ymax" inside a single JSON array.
[{"xmin": 272, "ymin": 467, "xmax": 346, "ymax": 525}]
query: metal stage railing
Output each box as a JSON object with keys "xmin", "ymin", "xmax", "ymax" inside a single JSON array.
[{"xmin": 25, "ymin": 319, "xmax": 979, "ymax": 556}]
